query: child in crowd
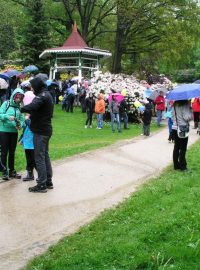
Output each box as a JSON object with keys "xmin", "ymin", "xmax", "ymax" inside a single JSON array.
[
  {"xmin": 140, "ymin": 102, "xmax": 152, "ymax": 136},
  {"xmin": 165, "ymin": 100, "xmax": 174, "ymax": 142},
  {"xmin": 20, "ymin": 89, "xmax": 36, "ymax": 181}
]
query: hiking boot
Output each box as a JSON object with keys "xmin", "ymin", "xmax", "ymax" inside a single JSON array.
[
  {"xmin": 9, "ymin": 170, "xmax": 21, "ymax": 179},
  {"xmin": 29, "ymin": 184, "xmax": 47, "ymax": 193},
  {"xmin": 22, "ymin": 170, "xmax": 34, "ymax": 181},
  {"xmin": 46, "ymin": 181, "xmax": 54, "ymax": 189},
  {"xmin": 2, "ymin": 171, "xmax": 9, "ymax": 181}
]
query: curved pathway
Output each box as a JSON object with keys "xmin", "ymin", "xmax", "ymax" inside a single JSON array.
[{"xmin": 0, "ymin": 127, "xmax": 199, "ymax": 270}]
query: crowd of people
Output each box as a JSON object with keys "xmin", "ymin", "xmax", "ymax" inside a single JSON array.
[{"xmin": 0, "ymin": 69, "xmax": 198, "ymax": 192}]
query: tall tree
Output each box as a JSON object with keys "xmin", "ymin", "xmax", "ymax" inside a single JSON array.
[
  {"xmin": 0, "ymin": 1, "xmax": 21, "ymax": 60},
  {"xmin": 112, "ymin": 0, "xmax": 200, "ymax": 74},
  {"xmin": 21, "ymin": 0, "xmax": 49, "ymax": 70}
]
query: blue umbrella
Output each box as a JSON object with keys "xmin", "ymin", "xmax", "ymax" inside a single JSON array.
[
  {"xmin": 46, "ymin": 79, "xmax": 52, "ymax": 87},
  {"xmin": 166, "ymin": 84, "xmax": 200, "ymax": 101},
  {"xmin": 0, "ymin": 73, "xmax": 10, "ymax": 81},
  {"xmin": 4, "ymin": 70, "xmax": 20, "ymax": 77},
  {"xmin": 23, "ymin": 65, "xmax": 39, "ymax": 73},
  {"xmin": 46, "ymin": 80, "xmax": 59, "ymax": 87}
]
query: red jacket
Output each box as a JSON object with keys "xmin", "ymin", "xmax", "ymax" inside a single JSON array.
[
  {"xmin": 192, "ymin": 98, "xmax": 200, "ymax": 112},
  {"xmin": 154, "ymin": 95, "xmax": 165, "ymax": 111}
]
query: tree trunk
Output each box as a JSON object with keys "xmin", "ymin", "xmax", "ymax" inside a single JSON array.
[
  {"xmin": 112, "ymin": 18, "xmax": 124, "ymax": 73},
  {"xmin": 112, "ymin": 41, "xmax": 123, "ymax": 73}
]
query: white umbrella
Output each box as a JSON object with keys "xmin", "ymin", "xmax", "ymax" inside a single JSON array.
[
  {"xmin": 21, "ymin": 80, "xmax": 31, "ymax": 87},
  {"xmin": 0, "ymin": 78, "xmax": 8, "ymax": 89}
]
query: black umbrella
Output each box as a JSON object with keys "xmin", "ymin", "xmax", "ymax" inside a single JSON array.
[{"xmin": 35, "ymin": 73, "xmax": 48, "ymax": 82}]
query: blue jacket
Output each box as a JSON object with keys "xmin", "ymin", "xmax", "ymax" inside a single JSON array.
[{"xmin": 20, "ymin": 120, "xmax": 34, "ymax": 149}]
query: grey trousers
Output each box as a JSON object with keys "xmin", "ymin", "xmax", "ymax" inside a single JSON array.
[
  {"xmin": 143, "ymin": 124, "xmax": 150, "ymax": 136},
  {"xmin": 33, "ymin": 133, "xmax": 53, "ymax": 185}
]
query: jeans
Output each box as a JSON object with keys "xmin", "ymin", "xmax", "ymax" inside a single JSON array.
[
  {"xmin": 0, "ymin": 132, "xmax": 18, "ymax": 172},
  {"xmin": 86, "ymin": 111, "xmax": 94, "ymax": 126},
  {"xmin": 157, "ymin": 110, "xmax": 163, "ymax": 126},
  {"xmin": 96, "ymin": 114, "xmax": 103, "ymax": 128},
  {"xmin": 33, "ymin": 133, "xmax": 53, "ymax": 185},
  {"xmin": 66, "ymin": 95, "xmax": 75, "ymax": 112},
  {"xmin": 168, "ymin": 118, "xmax": 173, "ymax": 133},
  {"xmin": 172, "ymin": 129, "xmax": 188, "ymax": 170},
  {"xmin": 121, "ymin": 112, "xmax": 128, "ymax": 129},
  {"xmin": 111, "ymin": 113, "xmax": 121, "ymax": 132}
]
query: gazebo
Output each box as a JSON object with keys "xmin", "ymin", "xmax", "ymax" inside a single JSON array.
[{"xmin": 39, "ymin": 23, "xmax": 111, "ymax": 80}]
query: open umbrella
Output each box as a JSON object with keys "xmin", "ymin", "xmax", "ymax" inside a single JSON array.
[
  {"xmin": 148, "ymin": 87, "xmax": 168, "ymax": 101},
  {"xmin": 35, "ymin": 73, "xmax": 48, "ymax": 82},
  {"xmin": 166, "ymin": 84, "xmax": 200, "ymax": 101},
  {"xmin": 23, "ymin": 91, "xmax": 35, "ymax": 106},
  {"xmin": 108, "ymin": 93, "xmax": 124, "ymax": 103},
  {"xmin": 46, "ymin": 80, "xmax": 59, "ymax": 87},
  {"xmin": 0, "ymin": 73, "xmax": 10, "ymax": 81},
  {"xmin": 4, "ymin": 70, "xmax": 21, "ymax": 77},
  {"xmin": 193, "ymin": 79, "xmax": 200, "ymax": 84},
  {"xmin": 71, "ymin": 76, "xmax": 83, "ymax": 81},
  {"xmin": 21, "ymin": 80, "xmax": 31, "ymax": 88},
  {"xmin": 0, "ymin": 78, "xmax": 9, "ymax": 89},
  {"xmin": 23, "ymin": 65, "xmax": 38, "ymax": 74}
]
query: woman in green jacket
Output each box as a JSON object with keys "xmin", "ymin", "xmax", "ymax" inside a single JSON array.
[{"xmin": 0, "ymin": 88, "xmax": 24, "ymax": 180}]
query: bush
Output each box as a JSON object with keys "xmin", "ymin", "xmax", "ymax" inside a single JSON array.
[{"xmin": 174, "ymin": 69, "xmax": 197, "ymax": 83}]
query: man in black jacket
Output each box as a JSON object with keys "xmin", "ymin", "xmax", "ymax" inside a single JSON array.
[{"xmin": 21, "ymin": 77, "xmax": 54, "ymax": 193}]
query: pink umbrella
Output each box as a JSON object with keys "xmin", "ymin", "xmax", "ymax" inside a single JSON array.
[
  {"xmin": 23, "ymin": 91, "xmax": 35, "ymax": 106},
  {"xmin": 0, "ymin": 78, "xmax": 8, "ymax": 89},
  {"xmin": 108, "ymin": 93, "xmax": 124, "ymax": 103}
]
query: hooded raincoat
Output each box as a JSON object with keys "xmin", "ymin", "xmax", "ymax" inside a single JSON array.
[{"xmin": 0, "ymin": 88, "xmax": 24, "ymax": 133}]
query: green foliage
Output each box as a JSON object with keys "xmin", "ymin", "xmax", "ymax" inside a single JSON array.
[
  {"xmin": 0, "ymin": 24, "xmax": 16, "ymax": 58},
  {"xmin": 24, "ymin": 138, "xmax": 200, "ymax": 270},
  {"xmin": 174, "ymin": 69, "xmax": 197, "ymax": 83},
  {"xmin": 21, "ymin": 0, "xmax": 50, "ymax": 71},
  {"xmin": 3, "ymin": 0, "xmax": 200, "ymax": 77}
]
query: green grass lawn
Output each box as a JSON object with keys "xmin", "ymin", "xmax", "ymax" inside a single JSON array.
[
  {"xmin": 15, "ymin": 105, "xmax": 158, "ymax": 171},
  {"xmin": 24, "ymin": 139, "xmax": 200, "ymax": 270}
]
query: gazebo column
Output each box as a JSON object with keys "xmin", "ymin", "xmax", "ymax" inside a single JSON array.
[
  {"xmin": 97, "ymin": 56, "xmax": 100, "ymax": 71},
  {"xmin": 49, "ymin": 67, "xmax": 53, "ymax": 80},
  {"xmin": 78, "ymin": 53, "xmax": 82, "ymax": 80},
  {"xmin": 53, "ymin": 57, "xmax": 58, "ymax": 80}
]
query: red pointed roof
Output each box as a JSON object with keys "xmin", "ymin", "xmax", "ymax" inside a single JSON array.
[
  {"xmin": 62, "ymin": 22, "xmax": 88, "ymax": 49},
  {"xmin": 39, "ymin": 23, "xmax": 111, "ymax": 59}
]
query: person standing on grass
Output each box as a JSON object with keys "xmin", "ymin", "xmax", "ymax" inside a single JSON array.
[
  {"xmin": 0, "ymin": 88, "xmax": 24, "ymax": 180},
  {"xmin": 140, "ymin": 102, "xmax": 152, "ymax": 136},
  {"xmin": 19, "ymin": 90, "xmax": 36, "ymax": 181},
  {"xmin": 85, "ymin": 92, "xmax": 95, "ymax": 128},
  {"xmin": 66, "ymin": 84, "xmax": 75, "ymax": 113},
  {"xmin": 21, "ymin": 77, "xmax": 54, "ymax": 193},
  {"xmin": 119, "ymin": 98, "xmax": 129, "ymax": 130},
  {"xmin": 154, "ymin": 91, "xmax": 165, "ymax": 127},
  {"xmin": 171, "ymin": 100, "xmax": 193, "ymax": 172},
  {"xmin": 109, "ymin": 95, "xmax": 121, "ymax": 133},
  {"xmin": 95, "ymin": 93, "xmax": 105, "ymax": 129}
]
